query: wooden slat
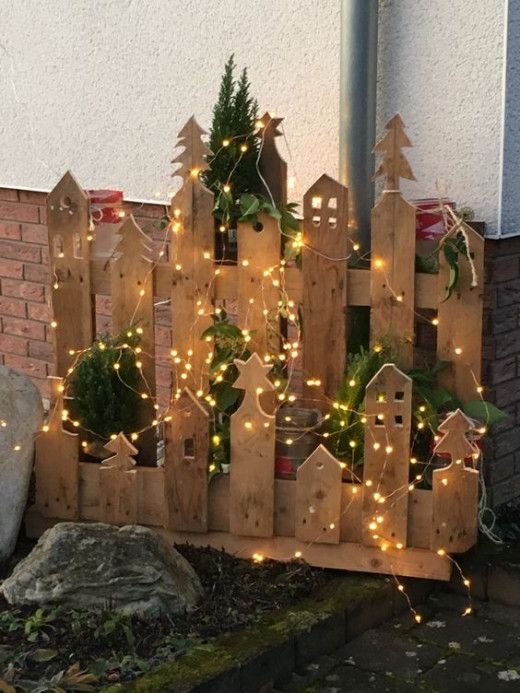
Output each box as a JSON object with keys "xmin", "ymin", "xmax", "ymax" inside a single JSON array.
[
  {"xmin": 167, "ymin": 530, "xmax": 452, "ymax": 581},
  {"xmin": 258, "ymin": 112, "xmax": 287, "ymax": 207},
  {"xmin": 170, "ymin": 117, "xmax": 214, "ymax": 392},
  {"xmin": 99, "ymin": 467, "xmax": 140, "ymax": 525},
  {"xmin": 362, "ymin": 364, "xmax": 413, "ymax": 548},
  {"xmin": 48, "ymin": 171, "xmax": 93, "ymax": 376},
  {"xmin": 437, "ymin": 222, "xmax": 485, "ymax": 401},
  {"xmin": 295, "ymin": 445, "xmax": 342, "ymax": 544},
  {"xmin": 236, "ymin": 213, "xmax": 280, "ymax": 356},
  {"xmin": 371, "ymin": 115, "xmax": 417, "ymax": 367},
  {"xmin": 110, "ymin": 216, "xmax": 156, "ymax": 462},
  {"xmin": 35, "ymin": 377, "xmax": 79, "ymax": 519},
  {"xmin": 407, "ymin": 489, "xmax": 432, "ymax": 550},
  {"xmin": 302, "ymin": 175, "xmax": 349, "ymax": 405},
  {"xmin": 431, "ymin": 410, "xmax": 479, "ymax": 553},
  {"xmin": 24, "ymin": 507, "xmax": 451, "ymax": 581},
  {"xmin": 164, "ymin": 388, "xmax": 209, "ymax": 532},
  {"xmin": 230, "ymin": 354, "xmax": 276, "ymax": 537},
  {"xmin": 91, "ymin": 261, "xmax": 440, "ymax": 311}
]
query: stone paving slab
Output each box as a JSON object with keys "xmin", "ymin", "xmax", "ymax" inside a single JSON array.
[{"xmin": 282, "ymin": 592, "xmax": 520, "ymax": 692}]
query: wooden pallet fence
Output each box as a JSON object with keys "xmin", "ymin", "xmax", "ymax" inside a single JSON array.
[
  {"xmin": 32, "ymin": 113, "xmax": 487, "ymax": 581},
  {"xmin": 27, "ymin": 360, "xmax": 483, "ymax": 581}
]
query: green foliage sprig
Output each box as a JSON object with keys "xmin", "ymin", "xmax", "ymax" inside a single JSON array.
[
  {"xmin": 324, "ymin": 346, "xmax": 506, "ymax": 470},
  {"xmin": 70, "ymin": 331, "xmax": 144, "ymax": 440}
]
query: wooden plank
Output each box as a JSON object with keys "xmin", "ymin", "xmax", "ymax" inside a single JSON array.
[
  {"xmin": 362, "ymin": 364, "xmax": 413, "ymax": 548},
  {"xmin": 99, "ymin": 467, "xmax": 140, "ymax": 525},
  {"xmin": 371, "ymin": 115, "xmax": 417, "ymax": 367},
  {"xmin": 24, "ymin": 508, "xmax": 451, "ymax": 580},
  {"xmin": 48, "ymin": 171, "xmax": 93, "ymax": 376},
  {"xmin": 295, "ymin": 445, "xmax": 342, "ymax": 544},
  {"xmin": 437, "ymin": 222, "xmax": 485, "ymax": 401},
  {"xmin": 91, "ymin": 261, "xmax": 439, "ymax": 311},
  {"xmin": 258, "ymin": 112, "xmax": 287, "ymax": 207},
  {"xmin": 111, "ymin": 216, "xmax": 155, "ymax": 392},
  {"xmin": 431, "ymin": 410, "xmax": 479, "ymax": 553},
  {"xmin": 99, "ymin": 433, "xmax": 140, "ymax": 525},
  {"xmin": 407, "ymin": 489, "xmax": 432, "ymax": 550},
  {"xmin": 164, "ymin": 388, "xmax": 209, "ymax": 532},
  {"xmin": 236, "ymin": 213, "xmax": 280, "ymax": 356},
  {"xmin": 170, "ymin": 117, "xmax": 214, "ymax": 393},
  {"xmin": 35, "ymin": 377, "xmax": 79, "ymax": 519},
  {"xmin": 110, "ymin": 216, "xmax": 156, "ymax": 462},
  {"xmin": 230, "ymin": 354, "xmax": 276, "ymax": 537},
  {"xmin": 302, "ymin": 175, "xmax": 349, "ymax": 405},
  {"xmin": 167, "ymin": 530, "xmax": 452, "ymax": 581}
]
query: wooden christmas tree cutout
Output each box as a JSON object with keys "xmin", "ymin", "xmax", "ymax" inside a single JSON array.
[
  {"xmin": 373, "ymin": 114, "xmax": 416, "ymax": 190},
  {"xmin": 434, "ymin": 409, "xmax": 478, "ymax": 463},
  {"xmin": 114, "ymin": 215, "xmax": 153, "ymax": 264},
  {"xmin": 171, "ymin": 116, "xmax": 210, "ymax": 182},
  {"xmin": 102, "ymin": 432, "xmax": 138, "ymax": 471}
]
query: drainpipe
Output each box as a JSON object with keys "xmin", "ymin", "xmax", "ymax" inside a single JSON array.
[{"xmin": 339, "ymin": 0, "xmax": 379, "ymax": 252}]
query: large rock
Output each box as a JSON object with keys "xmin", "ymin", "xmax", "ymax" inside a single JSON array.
[
  {"xmin": 1, "ymin": 523, "xmax": 203, "ymax": 615},
  {"xmin": 0, "ymin": 365, "xmax": 43, "ymax": 562}
]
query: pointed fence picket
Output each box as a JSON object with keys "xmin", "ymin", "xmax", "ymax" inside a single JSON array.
[{"xmin": 29, "ymin": 113, "xmax": 487, "ymax": 581}]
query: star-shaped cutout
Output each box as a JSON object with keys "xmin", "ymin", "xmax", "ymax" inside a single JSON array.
[{"xmin": 233, "ymin": 353, "xmax": 275, "ymax": 392}]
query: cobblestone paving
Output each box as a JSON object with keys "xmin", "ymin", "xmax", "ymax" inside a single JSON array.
[{"xmin": 278, "ymin": 593, "xmax": 520, "ymax": 692}]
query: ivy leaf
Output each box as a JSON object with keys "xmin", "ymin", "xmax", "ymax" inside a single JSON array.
[
  {"xmin": 463, "ymin": 401, "xmax": 507, "ymax": 427},
  {"xmin": 442, "ymin": 241, "xmax": 459, "ymax": 301},
  {"xmin": 262, "ymin": 202, "xmax": 282, "ymax": 220},
  {"xmin": 239, "ymin": 193, "xmax": 260, "ymax": 217}
]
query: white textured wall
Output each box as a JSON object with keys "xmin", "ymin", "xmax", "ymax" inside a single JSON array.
[{"xmin": 0, "ymin": 0, "xmax": 508, "ymax": 233}]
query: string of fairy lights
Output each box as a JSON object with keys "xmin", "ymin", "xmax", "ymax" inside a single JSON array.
[{"xmin": 0, "ymin": 111, "xmax": 491, "ymax": 622}]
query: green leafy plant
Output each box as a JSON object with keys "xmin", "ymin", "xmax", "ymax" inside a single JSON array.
[
  {"xmin": 23, "ymin": 608, "xmax": 60, "ymax": 643},
  {"xmin": 94, "ymin": 612, "xmax": 135, "ymax": 650},
  {"xmin": 324, "ymin": 346, "xmax": 505, "ymax": 470},
  {"xmin": 69, "ymin": 331, "xmax": 144, "ymax": 441}
]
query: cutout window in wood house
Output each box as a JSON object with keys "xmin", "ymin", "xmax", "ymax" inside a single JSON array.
[{"xmin": 183, "ymin": 438, "xmax": 195, "ymax": 458}]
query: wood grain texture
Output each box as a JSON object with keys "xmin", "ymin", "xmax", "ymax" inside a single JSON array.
[
  {"xmin": 47, "ymin": 171, "xmax": 93, "ymax": 377},
  {"xmin": 90, "ymin": 261, "xmax": 441, "ymax": 311},
  {"xmin": 35, "ymin": 377, "xmax": 79, "ymax": 520},
  {"xmin": 99, "ymin": 467, "xmax": 140, "ymax": 525},
  {"xmin": 230, "ymin": 354, "xmax": 276, "ymax": 537},
  {"xmin": 370, "ymin": 193, "xmax": 416, "ymax": 367},
  {"xmin": 170, "ymin": 117, "xmax": 214, "ymax": 392},
  {"xmin": 362, "ymin": 364, "xmax": 413, "ymax": 548},
  {"xmin": 371, "ymin": 115, "xmax": 417, "ymax": 368},
  {"xmin": 295, "ymin": 445, "xmax": 342, "ymax": 544},
  {"xmin": 258, "ymin": 112, "xmax": 287, "ymax": 207},
  {"xmin": 164, "ymin": 388, "xmax": 209, "ymax": 532},
  {"xmin": 431, "ymin": 409, "xmax": 479, "ymax": 552},
  {"xmin": 437, "ymin": 222, "xmax": 485, "ymax": 402},
  {"xmin": 302, "ymin": 174, "xmax": 348, "ymax": 405},
  {"xmin": 237, "ymin": 213, "xmax": 281, "ymax": 357}
]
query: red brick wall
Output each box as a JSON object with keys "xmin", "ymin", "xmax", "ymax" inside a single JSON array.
[
  {"xmin": 482, "ymin": 236, "xmax": 520, "ymax": 506},
  {"xmin": 0, "ymin": 187, "xmax": 170, "ymax": 404}
]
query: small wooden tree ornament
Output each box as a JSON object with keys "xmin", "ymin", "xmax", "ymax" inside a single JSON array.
[
  {"xmin": 99, "ymin": 433, "xmax": 140, "ymax": 525},
  {"xmin": 370, "ymin": 114, "xmax": 417, "ymax": 368},
  {"xmin": 431, "ymin": 410, "xmax": 479, "ymax": 553},
  {"xmin": 164, "ymin": 388, "xmax": 210, "ymax": 533},
  {"xmin": 230, "ymin": 353, "xmax": 276, "ymax": 537}
]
